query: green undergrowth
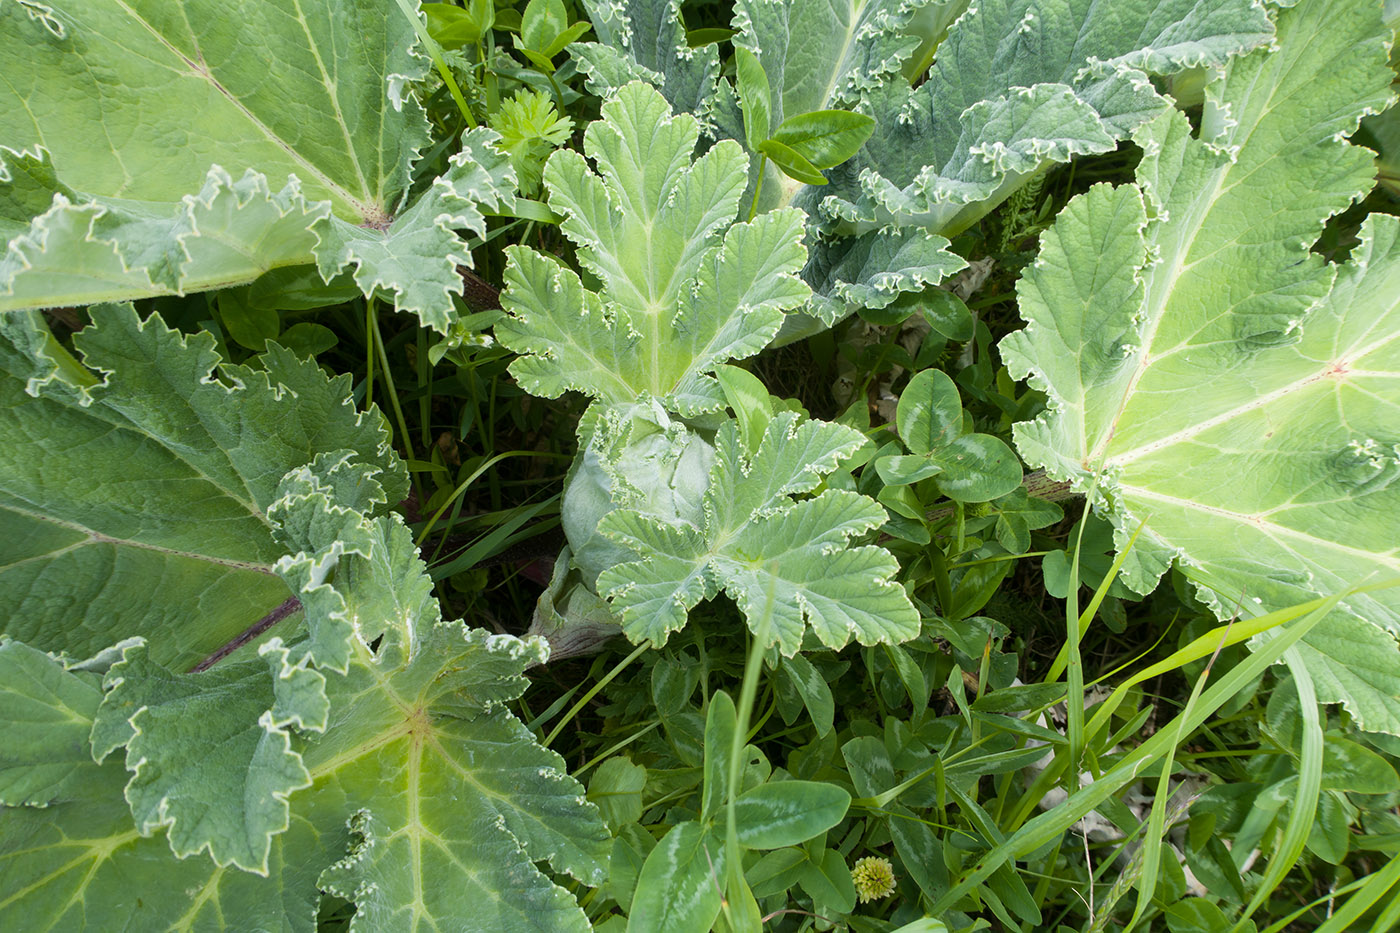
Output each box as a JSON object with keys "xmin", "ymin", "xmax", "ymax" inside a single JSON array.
[{"xmin": 2, "ymin": 1, "xmax": 1400, "ymax": 932}]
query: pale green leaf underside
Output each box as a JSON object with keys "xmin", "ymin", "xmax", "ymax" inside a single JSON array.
[
  {"xmin": 0, "ymin": 0, "xmax": 422, "ymax": 217},
  {"xmin": 1, "ymin": 622, "xmax": 609, "ymax": 932},
  {"xmin": 1002, "ymin": 0, "xmax": 1400, "ymax": 732},
  {"xmin": 315, "ymin": 130, "xmax": 516, "ymax": 333},
  {"xmin": 90, "ymin": 642, "xmax": 312, "ymax": 875},
  {"xmin": 0, "ymin": 2, "xmax": 506, "ymax": 328},
  {"xmin": 825, "ymin": 0, "xmax": 1276, "ymax": 234},
  {"xmin": 747, "ymin": 0, "xmax": 1271, "ymax": 338},
  {"xmin": 576, "ymin": 0, "xmax": 719, "ymax": 118},
  {"xmin": 597, "ymin": 413, "xmax": 920, "ymax": 654},
  {"xmin": 0, "ymin": 151, "xmax": 331, "ymax": 314},
  {"xmin": 0, "ymin": 639, "xmax": 106, "ymax": 807},
  {"xmin": 0, "ymin": 305, "xmax": 403, "ymax": 670},
  {"xmin": 498, "ymin": 82, "xmax": 810, "ymax": 408}
]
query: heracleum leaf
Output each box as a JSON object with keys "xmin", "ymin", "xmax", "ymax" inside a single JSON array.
[
  {"xmin": 0, "ymin": 151, "xmax": 331, "ymax": 314},
  {"xmin": 0, "ymin": 306, "xmax": 404, "ymax": 670},
  {"xmin": 4, "ymin": 493, "xmax": 611, "ymax": 931},
  {"xmin": 497, "ymin": 82, "xmax": 810, "ymax": 411},
  {"xmin": 574, "ymin": 0, "xmax": 719, "ymax": 118},
  {"xmin": 0, "ymin": 1, "xmax": 506, "ymax": 328},
  {"xmin": 306, "ymin": 624, "xmax": 610, "ymax": 933},
  {"xmin": 0, "ymin": 652, "xmax": 327, "ymax": 932},
  {"xmin": 597, "ymin": 412, "xmax": 920, "ymax": 655},
  {"xmin": 830, "ymin": 0, "xmax": 1275, "ymax": 234},
  {"xmin": 1, "ymin": 789, "xmax": 328, "ymax": 931},
  {"xmin": 88, "ymin": 643, "xmax": 313, "ymax": 875},
  {"xmin": 314, "ymin": 130, "xmax": 516, "ymax": 332},
  {"xmin": 802, "ymin": 227, "xmax": 967, "ymax": 324},
  {"xmin": 0, "ymin": 639, "xmax": 108, "ymax": 807},
  {"xmin": 735, "ymin": 0, "xmax": 1274, "ymax": 336},
  {"xmin": 1001, "ymin": 0, "xmax": 1400, "ymax": 732},
  {"xmin": 269, "ymin": 451, "xmax": 437, "ymax": 676}
]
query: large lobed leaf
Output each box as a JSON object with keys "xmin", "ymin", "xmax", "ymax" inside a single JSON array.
[
  {"xmin": 0, "ymin": 1, "xmax": 513, "ymax": 329},
  {"xmin": 580, "ymin": 0, "xmax": 1278, "ymax": 335},
  {"xmin": 573, "ymin": 0, "xmax": 720, "ymax": 118},
  {"xmin": 597, "ymin": 412, "xmax": 921, "ymax": 655},
  {"xmin": 1, "ymin": 420, "xmax": 610, "ymax": 930},
  {"xmin": 497, "ymin": 81, "xmax": 810, "ymax": 413},
  {"xmin": 1, "ymin": 627, "xmax": 610, "ymax": 931},
  {"xmin": 0, "ymin": 306, "xmax": 404, "ymax": 671},
  {"xmin": 1002, "ymin": 0, "xmax": 1400, "ymax": 732}
]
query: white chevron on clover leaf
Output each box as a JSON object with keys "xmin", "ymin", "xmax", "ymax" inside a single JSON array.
[
  {"xmin": 497, "ymin": 81, "xmax": 809, "ymax": 411},
  {"xmin": 596, "ymin": 412, "xmax": 920, "ymax": 655},
  {"xmin": 1001, "ymin": 0, "xmax": 1400, "ymax": 733},
  {"xmin": 0, "ymin": 1, "xmax": 512, "ymax": 329}
]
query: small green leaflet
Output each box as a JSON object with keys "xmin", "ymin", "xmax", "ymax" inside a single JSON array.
[
  {"xmin": 876, "ymin": 368, "xmax": 1022, "ymax": 503},
  {"xmin": 1002, "ymin": 0, "xmax": 1400, "ymax": 733},
  {"xmin": 597, "ymin": 412, "xmax": 920, "ymax": 655}
]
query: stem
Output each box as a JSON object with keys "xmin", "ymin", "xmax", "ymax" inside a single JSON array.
[
  {"xmin": 364, "ymin": 298, "xmax": 375, "ymax": 410},
  {"xmin": 189, "ymin": 597, "xmax": 302, "ymax": 672},
  {"xmin": 747, "ymin": 155, "xmax": 768, "ymax": 222},
  {"xmin": 458, "ymin": 266, "xmax": 502, "ymax": 309},
  {"xmin": 369, "ymin": 308, "xmax": 424, "ymax": 506},
  {"xmin": 543, "ymin": 68, "xmax": 566, "ymax": 109},
  {"xmin": 544, "ymin": 642, "xmax": 649, "ymax": 747},
  {"xmin": 724, "ymin": 583, "xmax": 776, "ymax": 911},
  {"xmin": 391, "ymin": 0, "xmax": 477, "ymax": 128}
]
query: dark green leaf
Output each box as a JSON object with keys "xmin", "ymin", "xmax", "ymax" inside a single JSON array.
[
  {"xmin": 929, "ymin": 434, "xmax": 1022, "ymax": 503},
  {"xmin": 921, "ymin": 289, "xmax": 975, "ymax": 342},
  {"xmin": 770, "ymin": 109, "xmax": 875, "ymax": 169},
  {"xmin": 897, "ymin": 369, "xmax": 965, "ymax": 454},
  {"xmin": 757, "ymin": 138, "xmax": 826, "ymax": 186},
  {"xmin": 628, "ymin": 821, "xmax": 726, "ymax": 933},
  {"xmin": 730, "ymin": 781, "xmax": 850, "ymax": 849},
  {"xmin": 688, "ymin": 28, "xmax": 736, "ymax": 47},
  {"xmin": 734, "ymin": 48, "xmax": 772, "ymax": 151},
  {"xmin": 521, "ymin": 0, "xmax": 567, "ymax": 53}
]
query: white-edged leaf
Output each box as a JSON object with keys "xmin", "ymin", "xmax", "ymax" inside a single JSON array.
[
  {"xmin": 1001, "ymin": 0, "xmax": 1400, "ymax": 733},
  {"xmin": 0, "ymin": 2, "xmax": 509, "ymax": 328},
  {"xmin": 0, "ymin": 306, "xmax": 404, "ymax": 671},
  {"xmin": 597, "ymin": 412, "xmax": 919, "ymax": 654},
  {"xmin": 315, "ymin": 130, "xmax": 516, "ymax": 332},
  {"xmin": 576, "ymin": 0, "xmax": 720, "ymax": 117},
  {"xmin": 497, "ymin": 82, "xmax": 809, "ymax": 409}
]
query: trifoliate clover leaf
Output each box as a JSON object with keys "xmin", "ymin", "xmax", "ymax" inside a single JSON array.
[
  {"xmin": 875, "ymin": 368, "xmax": 1023, "ymax": 503},
  {"xmin": 596, "ymin": 411, "xmax": 920, "ymax": 655},
  {"xmin": 497, "ymin": 81, "xmax": 810, "ymax": 414}
]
